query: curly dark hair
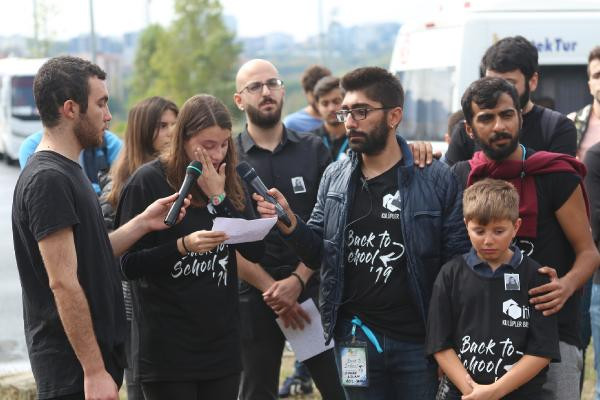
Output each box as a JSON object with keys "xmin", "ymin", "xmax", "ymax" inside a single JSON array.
[
  {"xmin": 479, "ymin": 36, "xmax": 538, "ymax": 80},
  {"xmin": 461, "ymin": 77, "xmax": 519, "ymax": 125},
  {"xmin": 33, "ymin": 56, "xmax": 106, "ymax": 128},
  {"xmin": 341, "ymin": 67, "xmax": 404, "ymax": 108},
  {"xmin": 301, "ymin": 65, "xmax": 331, "ymax": 93}
]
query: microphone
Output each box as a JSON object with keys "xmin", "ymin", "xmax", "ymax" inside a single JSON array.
[
  {"xmin": 164, "ymin": 160, "xmax": 203, "ymax": 226},
  {"xmin": 236, "ymin": 161, "xmax": 292, "ymax": 227}
]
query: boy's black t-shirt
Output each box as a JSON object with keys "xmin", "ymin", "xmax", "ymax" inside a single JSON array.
[
  {"xmin": 12, "ymin": 151, "xmax": 126, "ymax": 399},
  {"xmin": 115, "ymin": 159, "xmax": 261, "ymax": 382},
  {"xmin": 451, "ymin": 149, "xmax": 581, "ymax": 347},
  {"xmin": 340, "ymin": 162, "xmax": 424, "ymax": 342},
  {"xmin": 426, "ymin": 253, "xmax": 560, "ymax": 399}
]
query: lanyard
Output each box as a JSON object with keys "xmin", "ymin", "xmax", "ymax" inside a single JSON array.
[
  {"xmin": 323, "ymin": 135, "xmax": 349, "ymax": 161},
  {"xmin": 351, "ymin": 316, "xmax": 383, "ymax": 353}
]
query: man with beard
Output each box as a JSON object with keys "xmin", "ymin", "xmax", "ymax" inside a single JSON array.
[
  {"xmin": 444, "ymin": 35, "xmax": 577, "ymax": 166},
  {"xmin": 451, "ymin": 77, "xmax": 600, "ymax": 400},
  {"xmin": 233, "ymin": 59, "xmax": 345, "ymax": 400},
  {"xmin": 311, "ymin": 76, "xmax": 349, "ymax": 161},
  {"xmin": 252, "ymin": 66, "xmax": 470, "ymax": 400},
  {"xmin": 12, "ymin": 56, "xmax": 189, "ymax": 399}
]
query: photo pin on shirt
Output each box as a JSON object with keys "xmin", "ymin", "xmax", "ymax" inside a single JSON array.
[
  {"xmin": 291, "ymin": 176, "xmax": 306, "ymax": 194},
  {"xmin": 504, "ymin": 273, "xmax": 520, "ymax": 291}
]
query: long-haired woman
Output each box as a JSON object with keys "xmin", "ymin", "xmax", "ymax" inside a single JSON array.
[
  {"xmin": 99, "ymin": 96, "xmax": 178, "ymax": 400},
  {"xmin": 114, "ymin": 94, "xmax": 265, "ymax": 400}
]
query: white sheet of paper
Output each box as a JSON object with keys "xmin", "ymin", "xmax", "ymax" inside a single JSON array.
[
  {"xmin": 211, "ymin": 217, "xmax": 277, "ymax": 244},
  {"xmin": 276, "ymin": 299, "xmax": 334, "ymax": 362}
]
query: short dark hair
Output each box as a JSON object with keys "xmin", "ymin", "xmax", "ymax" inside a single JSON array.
[
  {"xmin": 34, "ymin": 56, "xmax": 106, "ymax": 128},
  {"xmin": 447, "ymin": 109, "xmax": 464, "ymax": 135},
  {"xmin": 461, "ymin": 77, "xmax": 519, "ymax": 124},
  {"xmin": 313, "ymin": 76, "xmax": 342, "ymax": 102},
  {"xmin": 480, "ymin": 36, "xmax": 538, "ymax": 81},
  {"xmin": 588, "ymin": 46, "xmax": 600, "ymax": 76},
  {"xmin": 341, "ymin": 67, "xmax": 404, "ymax": 108},
  {"xmin": 301, "ymin": 65, "xmax": 331, "ymax": 93}
]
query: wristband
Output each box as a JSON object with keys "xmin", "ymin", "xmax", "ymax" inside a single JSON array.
[
  {"xmin": 290, "ymin": 272, "xmax": 305, "ymax": 292},
  {"xmin": 210, "ymin": 192, "xmax": 226, "ymax": 206},
  {"xmin": 181, "ymin": 235, "xmax": 191, "ymax": 254}
]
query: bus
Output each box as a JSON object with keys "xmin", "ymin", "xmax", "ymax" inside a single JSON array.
[
  {"xmin": 0, "ymin": 58, "xmax": 47, "ymax": 164},
  {"xmin": 389, "ymin": 0, "xmax": 600, "ymax": 153}
]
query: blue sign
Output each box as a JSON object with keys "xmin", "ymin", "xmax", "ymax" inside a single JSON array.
[{"xmin": 531, "ymin": 38, "xmax": 578, "ymax": 53}]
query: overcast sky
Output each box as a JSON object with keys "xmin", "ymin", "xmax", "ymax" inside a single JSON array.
[{"xmin": 0, "ymin": 0, "xmax": 443, "ymax": 41}]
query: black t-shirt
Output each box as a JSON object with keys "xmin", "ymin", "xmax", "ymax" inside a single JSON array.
[
  {"xmin": 340, "ymin": 162, "xmax": 424, "ymax": 342},
  {"xmin": 445, "ymin": 105, "xmax": 576, "ymax": 166},
  {"xmin": 426, "ymin": 254, "xmax": 560, "ymax": 399},
  {"xmin": 584, "ymin": 142, "xmax": 600, "ymax": 283},
  {"xmin": 236, "ymin": 127, "xmax": 331, "ymax": 272},
  {"xmin": 452, "ymin": 150, "xmax": 582, "ymax": 347},
  {"xmin": 12, "ymin": 151, "xmax": 126, "ymax": 399},
  {"xmin": 115, "ymin": 159, "xmax": 263, "ymax": 382}
]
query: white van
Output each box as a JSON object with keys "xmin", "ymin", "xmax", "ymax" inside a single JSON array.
[
  {"xmin": 389, "ymin": 0, "xmax": 600, "ymax": 153},
  {"xmin": 0, "ymin": 58, "xmax": 47, "ymax": 163}
]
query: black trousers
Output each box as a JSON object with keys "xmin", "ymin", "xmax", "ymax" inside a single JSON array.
[
  {"xmin": 238, "ymin": 282, "xmax": 345, "ymax": 400},
  {"xmin": 142, "ymin": 373, "xmax": 240, "ymax": 400}
]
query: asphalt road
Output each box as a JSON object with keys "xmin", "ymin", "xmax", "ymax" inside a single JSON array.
[{"xmin": 0, "ymin": 161, "xmax": 30, "ymax": 372}]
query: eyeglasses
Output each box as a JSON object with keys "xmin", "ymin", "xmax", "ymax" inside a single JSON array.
[
  {"xmin": 239, "ymin": 78, "xmax": 284, "ymax": 94},
  {"xmin": 335, "ymin": 106, "xmax": 398, "ymax": 122}
]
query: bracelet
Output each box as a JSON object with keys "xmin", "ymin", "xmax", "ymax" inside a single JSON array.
[
  {"xmin": 210, "ymin": 192, "xmax": 226, "ymax": 206},
  {"xmin": 181, "ymin": 235, "xmax": 191, "ymax": 254},
  {"xmin": 290, "ymin": 272, "xmax": 305, "ymax": 292}
]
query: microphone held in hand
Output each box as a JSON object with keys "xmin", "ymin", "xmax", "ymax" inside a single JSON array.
[
  {"xmin": 164, "ymin": 160, "xmax": 203, "ymax": 226},
  {"xmin": 236, "ymin": 161, "xmax": 292, "ymax": 227}
]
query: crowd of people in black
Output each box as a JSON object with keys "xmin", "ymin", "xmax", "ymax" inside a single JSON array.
[{"xmin": 10, "ymin": 35, "xmax": 600, "ymax": 400}]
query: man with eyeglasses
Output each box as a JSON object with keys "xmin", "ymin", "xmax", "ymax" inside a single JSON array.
[
  {"xmin": 253, "ymin": 66, "xmax": 469, "ymax": 400},
  {"xmin": 232, "ymin": 58, "xmax": 345, "ymax": 400}
]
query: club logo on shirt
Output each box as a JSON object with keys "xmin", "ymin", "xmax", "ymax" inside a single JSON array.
[
  {"xmin": 501, "ymin": 299, "xmax": 530, "ymax": 327},
  {"xmin": 381, "ymin": 190, "xmax": 401, "ymax": 219},
  {"xmin": 291, "ymin": 176, "xmax": 306, "ymax": 194},
  {"xmin": 513, "ymin": 238, "xmax": 534, "ymax": 256}
]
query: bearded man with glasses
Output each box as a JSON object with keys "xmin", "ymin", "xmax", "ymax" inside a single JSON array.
[
  {"xmin": 233, "ymin": 58, "xmax": 345, "ymax": 400},
  {"xmin": 253, "ymin": 66, "xmax": 470, "ymax": 400}
]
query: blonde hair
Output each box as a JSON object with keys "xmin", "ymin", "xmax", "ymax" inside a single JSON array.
[{"xmin": 463, "ymin": 179, "xmax": 519, "ymax": 224}]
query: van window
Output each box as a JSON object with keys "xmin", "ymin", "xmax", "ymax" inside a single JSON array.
[
  {"xmin": 395, "ymin": 67, "xmax": 455, "ymax": 141},
  {"xmin": 534, "ymin": 65, "xmax": 591, "ymax": 114},
  {"xmin": 11, "ymin": 76, "xmax": 40, "ymax": 121}
]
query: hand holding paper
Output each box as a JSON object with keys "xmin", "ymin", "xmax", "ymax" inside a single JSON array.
[{"xmin": 211, "ymin": 217, "xmax": 277, "ymax": 244}]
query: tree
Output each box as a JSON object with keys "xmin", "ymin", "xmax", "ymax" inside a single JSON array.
[
  {"xmin": 130, "ymin": 24, "xmax": 167, "ymax": 102},
  {"xmin": 129, "ymin": 0, "xmax": 241, "ymax": 107}
]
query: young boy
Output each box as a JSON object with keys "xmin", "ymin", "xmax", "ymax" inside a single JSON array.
[{"xmin": 426, "ymin": 179, "xmax": 560, "ymax": 399}]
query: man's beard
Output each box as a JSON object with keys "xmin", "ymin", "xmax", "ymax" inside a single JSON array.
[
  {"xmin": 519, "ymin": 81, "xmax": 530, "ymax": 110},
  {"xmin": 74, "ymin": 113, "xmax": 103, "ymax": 149},
  {"xmin": 347, "ymin": 115, "xmax": 389, "ymax": 155},
  {"xmin": 246, "ymin": 96, "xmax": 283, "ymax": 129},
  {"xmin": 472, "ymin": 126, "xmax": 520, "ymax": 161}
]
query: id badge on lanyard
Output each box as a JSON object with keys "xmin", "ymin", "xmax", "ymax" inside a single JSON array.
[{"xmin": 339, "ymin": 338, "xmax": 369, "ymax": 387}]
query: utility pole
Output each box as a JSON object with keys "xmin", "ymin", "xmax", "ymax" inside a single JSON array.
[
  {"xmin": 32, "ymin": 0, "xmax": 39, "ymax": 56},
  {"xmin": 89, "ymin": 0, "xmax": 97, "ymax": 62},
  {"xmin": 317, "ymin": 0, "xmax": 324, "ymax": 63}
]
